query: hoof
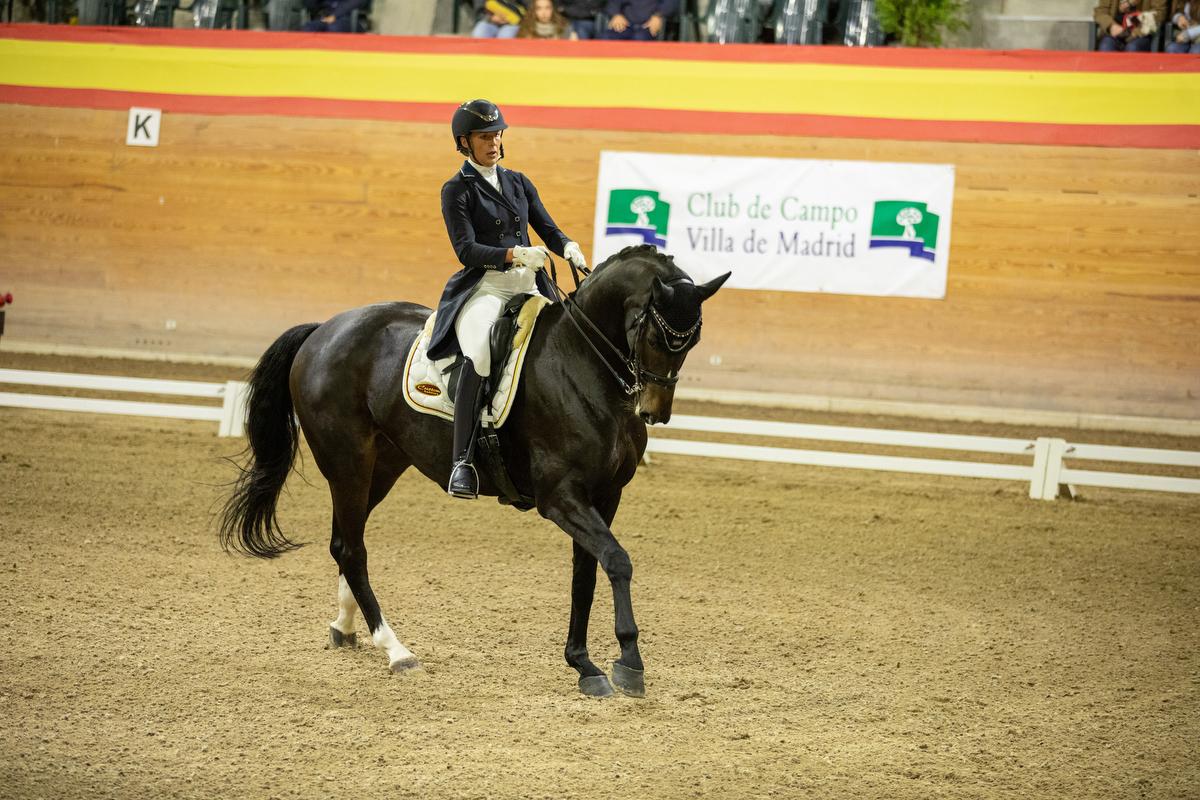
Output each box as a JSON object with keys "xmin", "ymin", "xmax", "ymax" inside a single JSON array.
[
  {"xmin": 389, "ymin": 656, "xmax": 422, "ymax": 673},
  {"xmin": 579, "ymin": 674, "xmax": 614, "ymax": 697},
  {"xmin": 611, "ymin": 662, "xmax": 645, "ymax": 698},
  {"xmin": 329, "ymin": 626, "xmax": 357, "ymax": 648}
]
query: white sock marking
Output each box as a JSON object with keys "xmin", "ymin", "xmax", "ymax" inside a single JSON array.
[
  {"xmin": 330, "ymin": 575, "xmax": 357, "ymax": 635},
  {"xmin": 372, "ymin": 616, "xmax": 417, "ymax": 667}
]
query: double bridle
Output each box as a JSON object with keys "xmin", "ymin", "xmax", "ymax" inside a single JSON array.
[{"xmin": 549, "ymin": 260, "xmax": 701, "ymax": 396}]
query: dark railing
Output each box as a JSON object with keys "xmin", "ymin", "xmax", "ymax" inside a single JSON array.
[
  {"xmin": 11, "ymin": 0, "xmax": 900, "ymax": 45},
  {"xmin": 18, "ymin": 0, "xmax": 375, "ymax": 30}
]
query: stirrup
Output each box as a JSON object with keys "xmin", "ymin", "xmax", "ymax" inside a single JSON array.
[{"xmin": 447, "ymin": 460, "xmax": 479, "ymax": 500}]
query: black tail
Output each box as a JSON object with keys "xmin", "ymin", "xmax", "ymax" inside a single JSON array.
[{"xmin": 219, "ymin": 322, "xmax": 320, "ymax": 558}]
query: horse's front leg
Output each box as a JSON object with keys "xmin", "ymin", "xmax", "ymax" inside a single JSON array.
[
  {"xmin": 567, "ymin": 541, "xmax": 614, "ymax": 697},
  {"xmin": 543, "ymin": 490, "xmax": 645, "ymax": 698}
]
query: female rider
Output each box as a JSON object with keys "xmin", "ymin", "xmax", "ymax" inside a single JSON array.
[{"xmin": 428, "ymin": 99, "xmax": 588, "ymax": 500}]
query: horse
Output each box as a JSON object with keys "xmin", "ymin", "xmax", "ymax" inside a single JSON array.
[{"xmin": 219, "ymin": 244, "xmax": 730, "ymax": 697}]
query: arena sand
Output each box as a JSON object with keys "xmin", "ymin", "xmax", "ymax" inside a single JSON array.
[{"xmin": 1, "ymin": 356, "xmax": 1198, "ymax": 800}]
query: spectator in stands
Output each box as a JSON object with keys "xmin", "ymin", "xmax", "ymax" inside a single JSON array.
[
  {"xmin": 559, "ymin": 0, "xmax": 605, "ymax": 38},
  {"xmin": 1094, "ymin": 0, "xmax": 1167, "ymax": 51},
  {"xmin": 603, "ymin": 0, "xmax": 678, "ymax": 39},
  {"xmin": 517, "ymin": 0, "xmax": 580, "ymax": 38},
  {"xmin": 302, "ymin": 0, "xmax": 367, "ymax": 31},
  {"xmin": 472, "ymin": 0, "xmax": 527, "ymax": 37},
  {"xmin": 1167, "ymin": 0, "xmax": 1200, "ymax": 52}
]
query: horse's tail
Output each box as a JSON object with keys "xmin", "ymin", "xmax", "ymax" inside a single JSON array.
[{"xmin": 219, "ymin": 322, "xmax": 320, "ymax": 559}]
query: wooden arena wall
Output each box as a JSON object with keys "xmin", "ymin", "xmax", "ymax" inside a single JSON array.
[{"xmin": 2, "ymin": 28, "xmax": 1199, "ymax": 419}]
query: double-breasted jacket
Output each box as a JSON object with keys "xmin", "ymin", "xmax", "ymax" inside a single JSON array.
[{"xmin": 427, "ymin": 161, "xmax": 570, "ymax": 361}]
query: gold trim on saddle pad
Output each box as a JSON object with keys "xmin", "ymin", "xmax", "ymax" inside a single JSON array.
[{"xmin": 402, "ymin": 295, "xmax": 551, "ymax": 427}]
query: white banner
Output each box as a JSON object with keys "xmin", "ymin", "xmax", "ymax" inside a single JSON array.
[{"xmin": 592, "ymin": 151, "xmax": 955, "ymax": 299}]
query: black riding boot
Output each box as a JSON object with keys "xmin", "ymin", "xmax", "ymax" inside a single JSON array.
[{"xmin": 447, "ymin": 359, "xmax": 486, "ymax": 499}]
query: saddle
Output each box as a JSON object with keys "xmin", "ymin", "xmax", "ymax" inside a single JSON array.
[
  {"xmin": 403, "ymin": 293, "xmax": 549, "ymax": 426},
  {"xmin": 448, "ymin": 292, "xmax": 532, "ymax": 407},
  {"xmin": 403, "ymin": 294, "xmax": 551, "ymax": 511}
]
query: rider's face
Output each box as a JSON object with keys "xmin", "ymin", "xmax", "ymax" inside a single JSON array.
[{"xmin": 468, "ymin": 131, "xmax": 503, "ymax": 167}]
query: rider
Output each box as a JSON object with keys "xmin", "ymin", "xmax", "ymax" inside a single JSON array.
[{"xmin": 429, "ymin": 98, "xmax": 588, "ymax": 500}]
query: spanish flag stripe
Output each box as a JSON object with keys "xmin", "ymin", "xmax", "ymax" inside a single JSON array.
[{"xmin": 2, "ymin": 25, "xmax": 1197, "ymax": 148}]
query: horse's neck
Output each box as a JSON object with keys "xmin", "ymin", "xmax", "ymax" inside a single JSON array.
[
  {"xmin": 528, "ymin": 276, "xmax": 634, "ymax": 404},
  {"xmin": 571, "ymin": 269, "xmax": 640, "ymax": 348}
]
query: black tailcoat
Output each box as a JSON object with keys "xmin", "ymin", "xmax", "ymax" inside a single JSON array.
[{"xmin": 428, "ymin": 161, "xmax": 570, "ymax": 361}]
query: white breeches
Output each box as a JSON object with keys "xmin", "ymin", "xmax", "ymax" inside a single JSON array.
[{"xmin": 455, "ymin": 265, "xmax": 538, "ymax": 377}]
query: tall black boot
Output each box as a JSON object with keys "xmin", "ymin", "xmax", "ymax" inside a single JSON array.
[{"xmin": 447, "ymin": 358, "xmax": 485, "ymax": 499}]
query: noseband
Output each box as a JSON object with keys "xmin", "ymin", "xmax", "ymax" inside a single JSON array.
[{"xmin": 551, "ymin": 265, "xmax": 701, "ymax": 396}]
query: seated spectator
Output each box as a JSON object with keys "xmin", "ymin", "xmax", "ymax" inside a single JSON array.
[
  {"xmin": 1094, "ymin": 0, "xmax": 1166, "ymax": 51},
  {"xmin": 517, "ymin": 0, "xmax": 580, "ymax": 38},
  {"xmin": 472, "ymin": 0, "xmax": 527, "ymax": 37},
  {"xmin": 603, "ymin": 0, "xmax": 678, "ymax": 39},
  {"xmin": 302, "ymin": 0, "xmax": 366, "ymax": 31},
  {"xmin": 559, "ymin": 0, "xmax": 605, "ymax": 38},
  {"xmin": 1168, "ymin": 0, "xmax": 1200, "ymax": 52}
]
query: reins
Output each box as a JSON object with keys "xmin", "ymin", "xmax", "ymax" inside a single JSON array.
[
  {"xmin": 545, "ymin": 256, "xmax": 696, "ymax": 396},
  {"xmin": 547, "ymin": 257, "xmax": 642, "ymax": 395}
]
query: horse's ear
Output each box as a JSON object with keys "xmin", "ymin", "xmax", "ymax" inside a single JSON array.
[
  {"xmin": 697, "ymin": 272, "xmax": 731, "ymax": 302},
  {"xmin": 651, "ymin": 276, "xmax": 672, "ymax": 304}
]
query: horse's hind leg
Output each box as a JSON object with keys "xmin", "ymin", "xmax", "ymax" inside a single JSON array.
[
  {"xmin": 328, "ymin": 462, "xmax": 394, "ymax": 648},
  {"xmin": 328, "ymin": 445, "xmax": 421, "ymax": 672},
  {"xmin": 329, "ymin": 565, "xmax": 358, "ymax": 648}
]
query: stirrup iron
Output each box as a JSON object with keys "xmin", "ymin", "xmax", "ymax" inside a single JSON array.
[{"xmin": 448, "ymin": 460, "xmax": 479, "ymax": 500}]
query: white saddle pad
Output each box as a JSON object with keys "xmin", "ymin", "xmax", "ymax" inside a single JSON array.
[{"xmin": 402, "ymin": 295, "xmax": 550, "ymax": 428}]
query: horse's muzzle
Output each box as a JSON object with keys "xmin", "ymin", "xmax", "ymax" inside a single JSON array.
[{"xmin": 639, "ymin": 391, "xmax": 673, "ymax": 425}]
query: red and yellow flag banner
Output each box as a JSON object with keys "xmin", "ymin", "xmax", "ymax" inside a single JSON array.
[{"xmin": 2, "ymin": 25, "xmax": 1198, "ymax": 148}]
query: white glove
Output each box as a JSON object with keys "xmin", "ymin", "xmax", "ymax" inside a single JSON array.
[
  {"xmin": 512, "ymin": 245, "xmax": 549, "ymax": 271},
  {"xmin": 564, "ymin": 241, "xmax": 588, "ymax": 271}
]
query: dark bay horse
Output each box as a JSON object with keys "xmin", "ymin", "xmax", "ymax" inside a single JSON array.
[{"xmin": 219, "ymin": 244, "xmax": 729, "ymax": 697}]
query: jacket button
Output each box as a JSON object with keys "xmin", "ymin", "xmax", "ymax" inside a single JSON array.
[
  {"xmin": 515, "ymin": 216, "xmax": 520, "ymax": 223},
  {"xmin": 495, "ymin": 219, "xmax": 501, "ymax": 226}
]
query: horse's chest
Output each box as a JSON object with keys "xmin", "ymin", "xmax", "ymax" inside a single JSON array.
[{"xmin": 607, "ymin": 424, "xmax": 645, "ymax": 484}]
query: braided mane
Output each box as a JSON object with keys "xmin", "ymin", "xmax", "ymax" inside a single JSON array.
[
  {"xmin": 580, "ymin": 245, "xmax": 701, "ymax": 333},
  {"xmin": 586, "ymin": 245, "xmax": 690, "ymax": 288}
]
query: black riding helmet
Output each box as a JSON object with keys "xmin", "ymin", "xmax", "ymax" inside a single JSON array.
[{"xmin": 452, "ymin": 99, "xmax": 508, "ymax": 159}]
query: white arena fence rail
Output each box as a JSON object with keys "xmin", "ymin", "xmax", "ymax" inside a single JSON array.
[
  {"xmin": 2, "ymin": 370, "xmax": 1197, "ymax": 499},
  {"xmin": 647, "ymin": 415, "xmax": 1200, "ymax": 501},
  {"xmin": 0, "ymin": 369, "xmax": 248, "ymax": 437}
]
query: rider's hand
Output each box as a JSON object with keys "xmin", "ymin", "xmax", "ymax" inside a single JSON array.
[
  {"xmin": 512, "ymin": 245, "xmax": 550, "ymax": 271},
  {"xmin": 609, "ymin": 13, "xmax": 629, "ymax": 32},
  {"xmin": 563, "ymin": 241, "xmax": 588, "ymax": 272}
]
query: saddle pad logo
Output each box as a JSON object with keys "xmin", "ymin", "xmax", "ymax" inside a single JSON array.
[
  {"xmin": 606, "ymin": 189, "xmax": 670, "ymax": 248},
  {"xmin": 868, "ymin": 200, "xmax": 940, "ymax": 262},
  {"xmin": 414, "ymin": 382, "xmax": 441, "ymax": 397}
]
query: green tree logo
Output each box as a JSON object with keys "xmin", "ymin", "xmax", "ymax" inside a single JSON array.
[
  {"xmin": 605, "ymin": 189, "xmax": 670, "ymax": 247},
  {"xmin": 869, "ymin": 200, "xmax": 940, "ymax": 262}
]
